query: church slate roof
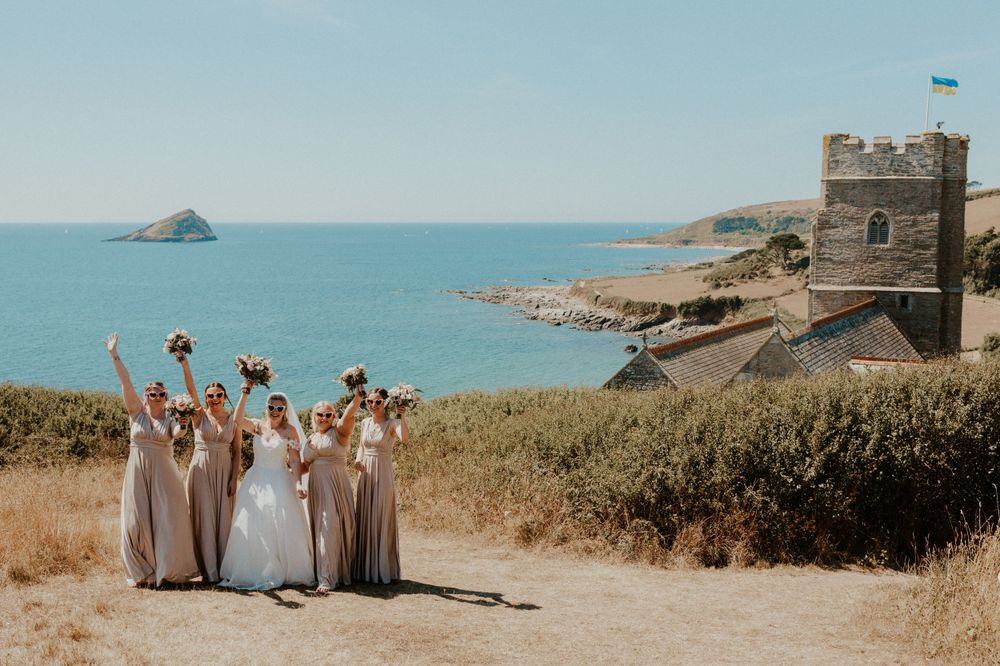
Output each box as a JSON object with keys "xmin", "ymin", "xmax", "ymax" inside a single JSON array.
[
  {"xmin": 646, "ymin": 315, "xmax": 776, "ymax": 387},
  {"xmin": 786, "ymin": 299, "xmax": 923, "ymax": 374}
]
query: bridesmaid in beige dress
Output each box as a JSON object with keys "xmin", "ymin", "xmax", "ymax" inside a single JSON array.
[
  {"xmin": 103, "ymin": 333, "xmax": 198, "ymax": 587},
  {"xmin": 175, "ymin": 353, "xmax": 250, "ymax": 582},
  {"xmin": 303, "ymin": 388, "xmax": 364, "ymax": 594},
  {"xmin": 353, "ymin": 387, "xmax": 409, "ymax": 584}
]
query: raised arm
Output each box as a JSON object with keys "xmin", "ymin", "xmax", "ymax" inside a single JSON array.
[
  {"xmin": 176, "ymin": 354, "xmax": 204, "ymax": 427},
  {"xmin": 103, "ymin": 333, "xmax": 143, "ymax": 417},
  {"xmin": 228, "ymin": 381, "xmax": 252, "ymax": 496},
  {"xmin": 235, "ymin": 381, "xmax": 258, "ymax": 433},
  {"xmin": 335, "ymin": 385, "xmax": 364, "ymax": 440},
  {"xmin": 395, "ymin": 406, "xmax": 410, "ymax": 444}
]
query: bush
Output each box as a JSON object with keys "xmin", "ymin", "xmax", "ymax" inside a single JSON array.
[
  {"xmin": 983, "ymin": 333, "xmax": 1000, "ymax": 355},
  {"xmin": 712, "ymin": 216, "xmax": 762, "ymax": 234},
  {"xmin": 677, "ymin": 295, "xmax": 744, "ymax": 322},
  {"xmin": 395, "ymin": 360, "xmax": 1000, "ymax": 567},
  {"xmin": 7, "ymin": 360, "xmax": 1000, "ymax": 568},
  {"xmin": 964, "ymin": 227, "xmax": 1000, "ymax": 296},
  {"xmin": 769, "ymin": 215, "xmax": 808, "ymax": 233}
]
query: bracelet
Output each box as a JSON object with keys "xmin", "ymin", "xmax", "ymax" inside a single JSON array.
[
  {"xmin": 112, "ymin": 355, "xmax": 120, "ymax": 361},
  {"xmin": 241, "ymin": 388, "xmax": 251, "ymax": 394}
]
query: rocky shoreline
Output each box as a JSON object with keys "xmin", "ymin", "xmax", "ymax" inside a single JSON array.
[{"xmin": 450, "ymin": 285, "xmax": 717, "ymax": 340}]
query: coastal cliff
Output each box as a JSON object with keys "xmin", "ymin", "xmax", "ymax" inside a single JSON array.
[{"xmin": 106, "ymin": 209, "xmax": 217, "ymax": 242}]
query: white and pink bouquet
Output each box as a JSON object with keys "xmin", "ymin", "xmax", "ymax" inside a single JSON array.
[
  {"xmin": 165, "ymin": 393, "xmax": 198, "ymax": 419},
  {"xmin": 387, "ymin": 383, "xmax": 422, "ymax": 413},
  {"xmin": 337, "ymin": 364, "xmax": 368, "ymax": 392},
  {"xmin": 235, "ymin": 354, "xmax": 277, "ymax": 388},
  {"xmin": 163, "ymin": 328, "xmax": 197, "ymax": 356}
]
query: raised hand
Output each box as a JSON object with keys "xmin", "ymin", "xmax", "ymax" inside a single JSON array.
[
  {"xmin": 104, "ymin": 332, "xmax": 119, "ymax": 356},
  {"xmin": 396, "ymin": 405, "xmax": 407, "ymax": 417},
  {"xmin": 175, "ymin": 351, "xmax": 187, "ymax": 363},
  {"xmin": 241, "ymin": 380, "xmax": 253, "ymax": 394}
]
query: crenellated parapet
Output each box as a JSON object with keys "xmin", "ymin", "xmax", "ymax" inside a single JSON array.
[
  {"xmin": 822, "ymin": 132, "xmax": 968, "ymax": 180},
  {"xmin": 811, "ymin": 130, "xmax": 969, "ymax": 355}
]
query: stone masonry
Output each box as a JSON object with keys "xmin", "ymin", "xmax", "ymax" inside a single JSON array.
[{"xmin": 808, "ymin": 132, "xmax": 968, "ymax": 355}]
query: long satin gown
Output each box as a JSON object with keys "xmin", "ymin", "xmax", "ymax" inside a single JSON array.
[
  {"xmin": 186, "ymin": 412, "xmax": 237, "ymax": 582},
  {"xmin": 304, "ymin": 429, "xmax": 355, "ymax": 589},
  {"xmin": 353, "ymin": 417, "xmax": 401, "ymax": 584},
  {"xmin": 218, "ymin": 432, "xmax": 315, "ymax": 590},
  {"xmin": 120, "ymin": 410, "xmax": 199, "ymax": 586}
]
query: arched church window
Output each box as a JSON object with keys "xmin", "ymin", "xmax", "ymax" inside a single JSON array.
[{"xmin": 867, "ymin": 211, "xmax": 890, "ymax": 246}]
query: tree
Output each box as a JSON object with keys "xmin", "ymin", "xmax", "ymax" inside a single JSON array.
[
  {"xmin": 967, "ymin": 180, "xmax": 983, "ymax": 190},
  {"xmin": 763, "ymin": 233, "xmax": 806, "ymax": 272},
  {"xmin": 964, "ymin": 227, "xmax": 1000, "ymax": 295}
]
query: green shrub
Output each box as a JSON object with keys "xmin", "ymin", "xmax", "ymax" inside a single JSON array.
[
  {"xmin": 396, "ymin": 360, "xmax": 1000, "ymax": 566},
  {"xmin": 712, "ymin": 216, "xmax": 762, "ymax": 234},
  {"xmin": 769, "ymin": 215, "xmax": 808, "ymax": 232},
  {"xmin": 964, "ymin": 227, "xmax": 1000, "ymax": 296},
  {"xmin": 983, "ymin": 333, "xmax": 1000, "ymax": 355},
  {"xmin": 7, "ymin": 360, "xmax": 1000, "ymax": 567},
  {"xmin": 677, "ymin": 295, "xmax": 744, "ymax": 322}
]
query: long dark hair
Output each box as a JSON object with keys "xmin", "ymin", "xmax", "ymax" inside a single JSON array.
[{"xmin": 204, "ymin": 382, "xmax": 234, "ymax": 409}]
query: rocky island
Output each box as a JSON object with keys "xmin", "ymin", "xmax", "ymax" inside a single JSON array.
[{"xmin": 105, "ymin": 209, "xmax": 217, "ymax": 242}]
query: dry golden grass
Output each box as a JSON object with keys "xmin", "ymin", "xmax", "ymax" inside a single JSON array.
[
  {"xmin": 875, "ymin": 525, "xmax": 1000, "ymax": 662},
  {"xmin": 0, "ymin": 464, "xmax": 119, "ymax": 586}
]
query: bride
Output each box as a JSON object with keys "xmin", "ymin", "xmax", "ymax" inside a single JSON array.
[{"xmin": 218, "ymin": 385, "xmax": 315, "ymax": 590}]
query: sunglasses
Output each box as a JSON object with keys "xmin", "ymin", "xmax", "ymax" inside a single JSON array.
[
  {"xmin": 146, "ymin": 391, "xmax": 167, "ymax": 398},
  {"xmin": 315, "ymin": 412, "xmax": 334, "ymax": 419},
  {"xmin": 207, "ymin": 392, "xmax": 225, "ymax": 400},
  {"xmin": 366, "ymin": 399, "xmax": 383, "ymax": 406},
  {"xmin": 267, "ymin": 404, "xmax": 286, "ymax": 413}
]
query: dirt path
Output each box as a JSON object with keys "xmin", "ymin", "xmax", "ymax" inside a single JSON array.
[{"xmin": 0, "ymin": 528, "xmax": 920, "ymax": 665}]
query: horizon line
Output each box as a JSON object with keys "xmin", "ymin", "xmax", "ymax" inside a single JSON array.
[{"xmin": 0, "ymin": 219, "xmax": 689, "ymax": 225}]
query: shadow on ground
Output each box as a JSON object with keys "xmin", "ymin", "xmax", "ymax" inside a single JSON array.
[
  {"xmin": 214, "ymin": 580, "xmax": 539, "ymax": 611},
  {"xmin": 340, "ymin": 579, "xmax": 541, "ymax": 610}
]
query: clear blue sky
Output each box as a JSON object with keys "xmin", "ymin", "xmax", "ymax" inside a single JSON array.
[{"xmin": 2, "ymin": 1, "xmax": 998, "ymax": 223}]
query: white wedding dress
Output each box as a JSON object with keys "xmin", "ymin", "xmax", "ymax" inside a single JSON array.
[{"xmin": 218, "ymin": 432, "xmax": 315, "ymax": 590}]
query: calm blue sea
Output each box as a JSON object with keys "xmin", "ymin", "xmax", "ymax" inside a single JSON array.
[{"xmin": 0, "ymin": 223, "xmax": 727, "ymax": 409}]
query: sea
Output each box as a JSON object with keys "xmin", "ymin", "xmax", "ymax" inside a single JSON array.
[{"xmin": 0, "ymin": 223, "xmax": 729, "ymax": 410}]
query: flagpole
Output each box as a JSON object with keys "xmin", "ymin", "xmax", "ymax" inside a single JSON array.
[{"xmin": 924, "ymin": 73, "xmax": 932, "ymax": 131}]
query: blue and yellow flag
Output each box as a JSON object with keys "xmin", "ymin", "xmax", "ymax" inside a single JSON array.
[{"xmin": 931, "ymin": 76, "xmax": 958, "ymax": 95}]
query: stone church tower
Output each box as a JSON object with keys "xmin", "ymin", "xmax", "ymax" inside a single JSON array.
[{"xmin": 808, "ymin": 132, "xmax": 969, "ymax": 355}]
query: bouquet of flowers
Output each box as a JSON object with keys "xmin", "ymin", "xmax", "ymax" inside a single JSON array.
[
  {"xmin": 337, "ymin": 364, "xmax": 368, "ymax": 392},
  {"xmin": 165, "ymin": 393, "xmax": 198, "ymax": 419},
  {"xmin": 386, "ymin": 383, "xmax": 422, "ymax": 413},
  {"xmin": 163, "ymin": 328, "xmax": 197, "ymax": 356},
  {"xmin": 235, "ymin": 354, "xmax": 277, "ymax": 388}
]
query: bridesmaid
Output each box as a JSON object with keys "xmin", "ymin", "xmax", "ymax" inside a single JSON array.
[
  {"xmin": 103, "ymin": 333, "xmax": 198, "ymax": 588},
  {"xmin": 303, "ymin": 389, "xmax": 364, "ymax": 594},
  {"xmin": 353, "ymin": 387, "xmax": 409, "ymax": 584},
  {"xmin": 175, "ymin": 353, "xmax": 249, "ymax": 583}
]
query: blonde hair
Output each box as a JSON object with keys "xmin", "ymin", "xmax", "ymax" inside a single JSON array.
[
  {"xmin": 264, "ymin": 393, "xmax": 289, "ymax": 424},
  {"xmin": 311, "ymin": 400, "xmax": 337, "ymax": 431}
]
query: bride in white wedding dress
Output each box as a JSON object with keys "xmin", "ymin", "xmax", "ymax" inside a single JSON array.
[{"xmin": 218, "ymin": 387, "xmax": 315, "ymax": 590}]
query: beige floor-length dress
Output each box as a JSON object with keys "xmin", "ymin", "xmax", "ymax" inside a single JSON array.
[
  {"xmin": 120, "ymin": 411, "xmax": 198, "ymax": 586},
  {"xmin": 353, "ymin": 417, "xmax": 401, "ymax": 583},
  {"xmin": 186, "ymin": 412, "xmax": 237, "ymax": 582},
  {"xmin": 304, "ymin": 429, "xmax": 355, "ymax": 588}
]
